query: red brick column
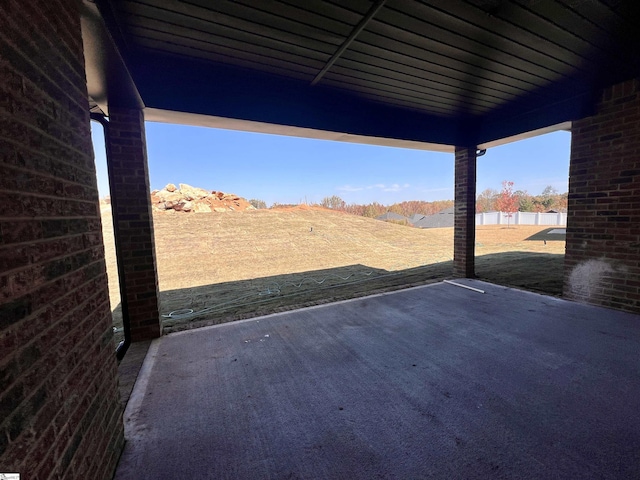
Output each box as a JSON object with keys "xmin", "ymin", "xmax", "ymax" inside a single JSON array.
[
  {"xmin": 564, "ymin": 78, "xmax": 640, "ymax": 313},
  {"xmin": 454, "ymin": 146, "xmax": 477, "ymax": 278},
  {"xmin": 0, "ymin": 1, "xmax": 123, "ymax": 477},
  {"xmin": 106, "ymin": 107, "xmax": 162, "ymax": 341}
]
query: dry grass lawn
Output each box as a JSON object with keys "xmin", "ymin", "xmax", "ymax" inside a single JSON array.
[{"xmin": 101, "ymin": 206, "xmax": 565, "ymax": 339}]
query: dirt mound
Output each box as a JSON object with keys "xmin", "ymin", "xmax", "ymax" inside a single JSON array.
[{"xmin": 151, "ymin": 183, "xmax": 255, "ymax": 213}]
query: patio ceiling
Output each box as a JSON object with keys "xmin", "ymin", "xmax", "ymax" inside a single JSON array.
[{"xmin": 89, "ymin": 0, "xmax": 640, "ymax": 146}]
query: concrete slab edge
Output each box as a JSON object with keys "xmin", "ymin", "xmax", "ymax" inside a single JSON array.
[
  {"xmin": 461, "ymin": 279, "xmax": 566, "ymax": 304},
  {"xmin": 165, "ymin": 281, "xmax": 447, "ymax": 338},
  {"xmin": 123, "ymin": 338, "xmax": 161, "ymax": 424}
]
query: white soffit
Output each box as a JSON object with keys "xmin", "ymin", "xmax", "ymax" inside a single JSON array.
[{"xmin": 478, "ymin": 122, "xmax": 572, "ymax": 150}]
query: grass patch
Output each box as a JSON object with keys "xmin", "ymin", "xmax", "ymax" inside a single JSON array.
[
  {"xmin": 476, "ymin": 252, "xmax": 564, "ymax": 295},
  {"xmin": 102, "ymin": 207, "xmax": 566, "ymax": 337}
]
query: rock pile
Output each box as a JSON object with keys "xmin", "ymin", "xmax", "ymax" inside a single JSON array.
[{"xmin": 150, "ymin": 183, "xmax": 255, "ymax": 213}]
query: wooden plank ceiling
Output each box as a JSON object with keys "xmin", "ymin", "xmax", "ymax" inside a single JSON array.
[{"xmin": 96, "ymin": 0, "xmax": 640, "ymax": 141}]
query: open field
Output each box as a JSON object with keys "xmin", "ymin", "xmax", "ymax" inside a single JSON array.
[{"xmin": 101, "ymin": 206, "xmax": 565, "ymax": 339}]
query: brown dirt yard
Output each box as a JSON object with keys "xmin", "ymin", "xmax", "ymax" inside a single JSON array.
[{"xmin": 101, "ymin": 206, "xmax": 565, "ymax": 340}]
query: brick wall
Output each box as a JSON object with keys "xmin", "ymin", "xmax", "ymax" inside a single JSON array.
[
  {"xmin": 454, "ymin": 146, "xmax": 477, "ymax": 278},
  {"xmin": 565, "ymin": 78, "xmax": 640, "ymax": 313},
  {"xmin": 106, "ymin": 107, "xmax": 161, "ymax": 341},
  {"xmin": 0, "ymin": 0, "xmax": 124, "ymax": 478}
]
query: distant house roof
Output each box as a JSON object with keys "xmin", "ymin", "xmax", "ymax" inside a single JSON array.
[
  {"xmin": 408, "ymin": 213, "xmax": 427, "ymax": 224},
  {"xmin": 376, "ymin": 212, "xmax": 407, "ymax": 222},
  {"xmin": 413, "ymin": 207, "xmax": 455, "ymax": 228}
]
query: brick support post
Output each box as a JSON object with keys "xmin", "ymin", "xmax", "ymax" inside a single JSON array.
[
  {"xmin": 564, "ymin": 78, "xmax": 640, "ymax": 313},
  {"xmin": 0, "ymin": 1, "xmax": 124, "ymax": 477},
  {"xmin": 454, "ymin": 146, "xmax": 477, "ymax": 278},
  {"xmin": 106, "ymin": 107, "xmax": 161, "ymax": 341}
]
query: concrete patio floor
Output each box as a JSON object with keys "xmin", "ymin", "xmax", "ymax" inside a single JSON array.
[{"xmin": 115, "ymin": 280, "xmax": 640, "ymax": 479}]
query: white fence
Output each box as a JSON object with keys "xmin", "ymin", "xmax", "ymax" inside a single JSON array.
[{"xmin": 476, "ymin": 211, "xmax": 566, "ymax": 226}]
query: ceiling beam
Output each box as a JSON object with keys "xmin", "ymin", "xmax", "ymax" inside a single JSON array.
[
  {"xmin": 80, "ymin": 0, "xmax": 143, "ymax": 113},
  {"xmin": 310, "ymin": 0, "xmax": 387, "ymax": 86}
]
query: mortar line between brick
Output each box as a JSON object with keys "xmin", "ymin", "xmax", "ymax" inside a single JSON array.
[
  {"xmin": 1, "ymin": 163, "xmax": 100, "ymax": 195},
  {"xmin": 0, "ymin": 21, "xmax": 90, "ymax": 107},
  {"xmin": 0, "ymin": 114, "xmax": 94, "ymax": 162}
]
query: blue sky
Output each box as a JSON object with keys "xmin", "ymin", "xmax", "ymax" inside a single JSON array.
[{"xmin": 91, "ymin": 122, "xmax": 570, "ymax": 206}]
